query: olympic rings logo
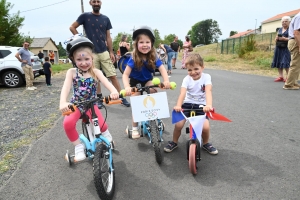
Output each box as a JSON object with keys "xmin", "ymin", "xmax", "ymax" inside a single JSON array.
[{"xmin": 145, "ymin": 112, "xmax": 157, "ymax": 118}]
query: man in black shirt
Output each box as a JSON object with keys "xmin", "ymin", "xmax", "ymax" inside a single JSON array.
[
  {"xmin": 38, "ymin": 51, "xmax": 44, "ymax": 64},
  {"xmin": 170, "ymin": 36, "xmax": 180, "ymax": 69}
]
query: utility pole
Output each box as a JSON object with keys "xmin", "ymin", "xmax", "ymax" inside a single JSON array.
[
  {"xmin": 81, "ymin": 0, "xmax": 85, "ymax": 36},
  {"xmin": 255, "ymin": 19, "xmax": 257, "ymax": 34}
]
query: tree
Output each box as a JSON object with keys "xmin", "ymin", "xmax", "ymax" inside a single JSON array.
[
  {"xmin": 0, "ymin": 0, "xmax": 31, "ymax": 46},
  {"xmin": 162, "ymin": 34, "xmax": 176, "ymax": 46},
  {"xmin": 230, "ymin": 31, "xmax": 238, "ymax": 37},
  {"xmin": 153, "ymin": 29, "xmax": 162, "ymax": 48},
  {"xmin": 189, "ymin": 19, "xmax": 222, "ymax": 46},
  {"xmin": 57, "ymin": 42, "xmax": 66, "ymax": 57}
]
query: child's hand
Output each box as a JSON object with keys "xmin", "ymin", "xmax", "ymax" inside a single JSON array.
[
  {"xmin": 110, "ymin": 91, "xmax": 119, "ymax": 100},
  {"xmin": 173, "ymin": 105, "xmax": 182, "ymax": 112},
  {"xmin": 203, "ymin": 105, "xmax": 213, "ymax": 113},
  {"xmin": 60, "ymin": 102, "xmax": 71, "ymax": 113},
  {"xmin": 125, "ymin": 87, "xmax": 132, "ymax": 96},
  {"xmin": 163, "ymin": 81, "xmax": 170, "ymax": 89}
]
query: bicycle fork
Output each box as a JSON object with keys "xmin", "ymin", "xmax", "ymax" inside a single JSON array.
[{"xmin": 144, "ymin": 119, "xmax": 164, "ymax": 144}]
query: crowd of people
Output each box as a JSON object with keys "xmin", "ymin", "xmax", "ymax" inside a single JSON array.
[
  {"xmin": 58, "ymin": 0, "xmax": 218, "ymax": 161},
  {"xmin": 17, "ymin": 0, "xmax": 299, "ymax": 164}
]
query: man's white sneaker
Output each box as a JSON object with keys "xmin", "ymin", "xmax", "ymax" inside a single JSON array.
[
  {"xmin": 31, "ymin": 86, "xmax": 37, "ymax": 90},
  {"xmin": 26, "ymin": 87, "xmax": 35, "ymax": 91},
  {"xmin": 74, "ymin": 144, "xmax": 86, "ymax": 162}
]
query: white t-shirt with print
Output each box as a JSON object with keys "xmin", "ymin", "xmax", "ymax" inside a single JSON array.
[{"xmin": 181, "ymin": 73, "xmax": 212, "ymax": 105}]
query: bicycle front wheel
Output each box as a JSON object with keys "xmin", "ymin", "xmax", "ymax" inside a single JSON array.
[
  {"xmin": 93, "ymin": 144, "xmax": 115, "ymax": 200},
  {"xmin": 150, "ymin": 120, "xmax": 163, "ymax": 164},
  {"xmin": 189, "ymin": 143, "xmax": 197, "ymax": 175}
]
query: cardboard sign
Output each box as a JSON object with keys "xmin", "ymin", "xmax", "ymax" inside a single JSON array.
[{"xmin": 130, "ymin": 92, "xmax": 170, "ymax": 122}]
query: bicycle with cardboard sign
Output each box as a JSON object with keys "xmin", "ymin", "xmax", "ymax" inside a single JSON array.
[{"xmin": 122, "ymin": 78, "xmax": 176, "ymax": 164}]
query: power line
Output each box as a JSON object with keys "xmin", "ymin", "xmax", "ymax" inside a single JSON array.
[{"xmin": 17, "ymin": 0, "xmax": 69, "ymax": 14}]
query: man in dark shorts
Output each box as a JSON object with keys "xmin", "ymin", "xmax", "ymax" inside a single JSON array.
[
  {"xmin": 69, "ymin": 0, "xmax": 130, "ymax": 108},
  {"xmin": 170, "ymin": 36, "xmax": 180, "ymax": 69}
]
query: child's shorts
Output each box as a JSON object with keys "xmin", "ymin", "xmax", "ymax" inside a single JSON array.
[
  {"xmin": 130, "ymin": 78, "xmax": 152, "ymax": 88},
  {"xmin": 182, "ymin": 103, "xmax": 208, "ymax": 119}
]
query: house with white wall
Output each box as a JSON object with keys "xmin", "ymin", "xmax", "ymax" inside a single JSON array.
[{"xmin": 261, "ymin": 8, "xmax": 300, "ymax": 34}]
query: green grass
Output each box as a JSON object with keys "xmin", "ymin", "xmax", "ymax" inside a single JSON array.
[{"xmin": 51, "ymin": 63, "xmax": 72, "ymax": 73}]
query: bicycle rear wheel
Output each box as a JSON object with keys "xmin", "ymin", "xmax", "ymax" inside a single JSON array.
[
  {"xmin": 150, "ymin": 120, "xmax": 163, "ymax": 164},
  {"xmin": 189, "ymin": 143, "xmax": 197, "ymax": 175},
  {"xmin": 93, "ymin": 144, "xmax": 115, "ymax": 200}
]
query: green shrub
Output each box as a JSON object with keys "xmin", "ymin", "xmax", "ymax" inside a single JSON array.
[{"xmin": 237, "ymin": 34, "xmax": 257, "ymax": 58}]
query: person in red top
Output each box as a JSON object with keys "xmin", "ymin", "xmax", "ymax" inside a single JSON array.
[{"xmin": 49, "ymin": 50, "xmax": 55, "ymax": 65}]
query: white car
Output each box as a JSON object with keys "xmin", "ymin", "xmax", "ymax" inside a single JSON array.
[{"xmin": 0, "ymin": 46, "xmax": 44, "ymax": 88}]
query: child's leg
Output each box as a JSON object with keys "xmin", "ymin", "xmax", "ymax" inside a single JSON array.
[
  {"xmin": 63, "ymin": 108, "xmax": 81, "ymax": 144},
  {"xmin": 202, "ymin": 119, "xmax": 218, "ymax": 155},
  {"xmin": 164, "ymin": 119, "xmax": 185, "ymax": 152},
  {"xmin": 130, "ymin": 92, "xmax": 141, "ymax": 139},
  {"xmin": 202, "ymin": 119, "xmax": 210, "ymax": 145},
  {"xmin": 173, "ymin": 120, "xmax": 185, "ymax": 143}
]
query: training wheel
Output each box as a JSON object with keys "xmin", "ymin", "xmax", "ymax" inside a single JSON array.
[
  {"xmin": 64, "ymin": 150, "xmax": 72, "ymax": 166},
  {"xmin": 125, "ymin": 126, "xmax": 132, "ymax": 139}
]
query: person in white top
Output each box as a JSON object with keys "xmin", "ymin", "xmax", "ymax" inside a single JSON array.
[{"xmin": 164, "ymin": 53, "xmax": 218, "ymax": 155}]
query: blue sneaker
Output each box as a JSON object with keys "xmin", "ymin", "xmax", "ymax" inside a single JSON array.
[
  {"xmin": 121, "ymin": 98, "xmax": 130, "ymax": 107},
  {"xmin": 164, "ymin": 141, "xmax": 178, "ymax": 152},
  {"xmin": 203, "ymin": 143, "xmax": 218, "ymax": 155}
]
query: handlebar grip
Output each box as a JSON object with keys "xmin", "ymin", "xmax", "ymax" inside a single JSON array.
[{"xmin": 62, "ymin": 105, "xmax": 77, "ymax": 116}]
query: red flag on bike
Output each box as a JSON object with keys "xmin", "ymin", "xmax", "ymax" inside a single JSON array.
[{"xmin": 206, "ymin": 110, "xmax": 232, "ymax": 122}]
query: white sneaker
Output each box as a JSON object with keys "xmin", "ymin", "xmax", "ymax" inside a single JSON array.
[
  {"xmin": 74, "ymin": 144, "xmax": 86, "ymax": 162},
  {"xmin": 26, "ymin": 87, "xmax": 35, "ymax": 91},
  {"xmin": 102, "ymin": 131, "xmax": 113, "ymax": 143},
  {"xmin": 31, "ymin": 86, "xmax": 37, "ymax": 90},
  {"xmin": 132, "ymin": 129, "xmax": 140, "ymax": 139}
]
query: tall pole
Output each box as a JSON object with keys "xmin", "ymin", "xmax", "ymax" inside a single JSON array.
[
  {"xmin": 255, "ymin": 19, "xmax": 257, "ymax": 34},
  {"xmin": 81, "ymin": 0, "xmax": 85, "ymax": 36}
]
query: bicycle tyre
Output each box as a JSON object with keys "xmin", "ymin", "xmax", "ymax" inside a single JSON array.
[
  {"xmin": 93, "ymin": 144, "xmax": 115, "ymax": 200},
  {"xmin": 150, "ymin": 120, "xmax": 163, "ymax": 164},
  {"xmin": 189, "ymin": 143, "xmax": 197, "ymax": 175}
]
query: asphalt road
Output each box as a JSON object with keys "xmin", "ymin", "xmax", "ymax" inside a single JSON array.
[{"xmin": 1, "ymin": 61, "xmax": 300, "ymax": 200}]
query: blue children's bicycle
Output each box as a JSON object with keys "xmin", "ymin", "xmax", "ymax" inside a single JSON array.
[
  {"xmin": 123, "ymin": 78, "xmax": 176, "ymax": 164},
  {"xmin": 63, "ymin": 95, "xmax": 122, "ymax": 200}
]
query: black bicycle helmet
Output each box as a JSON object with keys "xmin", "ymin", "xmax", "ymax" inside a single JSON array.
[
  {"xmin": 66, "ymin": 36, "xmax": 94, "ymax": 60},
  {"xmin": 132, "ymin": 26, "xmax": 155, "ymax": 45}
]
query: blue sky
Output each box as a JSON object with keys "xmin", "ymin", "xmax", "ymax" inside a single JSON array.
[{"xmin": 8, "ymin": 0, "xmax": 299, "ymax": 46}]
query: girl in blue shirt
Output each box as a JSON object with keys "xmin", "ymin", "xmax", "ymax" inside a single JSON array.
[{"xmin": 122, "ymin": 26, "xmax": 170, "ymax": 139}]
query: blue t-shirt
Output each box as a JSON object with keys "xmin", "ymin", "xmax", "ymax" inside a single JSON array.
[
  {"xmin": 164, "ymin": 44, "xmax": 175, "ymax": 53},
  {"xmin": 43, "ymin": 62, "xmax": 51, "ymax": 74},
  {"xmin": 18, "ymin": 47, "xmax": 32, "ymax": 67},
  {"xmin": 76, "ymin": 12, "xmax": 112, "ymax": 53},
  {"xmin": 126, "ymin": 56, "xmax": 163, "ymax": 81}
]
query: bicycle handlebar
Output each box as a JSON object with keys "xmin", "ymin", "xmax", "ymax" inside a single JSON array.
[
  {"xmin": 62, "ymin": 94, "xmax": 123, "ymax": 116},
  {"xmin": 121, "ymin": 81, "xmax": 176, "ymax": 96}
]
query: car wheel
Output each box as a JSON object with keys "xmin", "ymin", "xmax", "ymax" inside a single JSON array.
[{"xmin": 2, "ymin": 71, "xmax": 24, "ymax": 88}]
